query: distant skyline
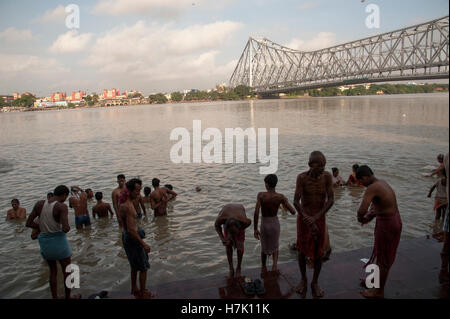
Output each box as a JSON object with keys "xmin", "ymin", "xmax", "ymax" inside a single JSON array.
[{"xmin": 0, "ymin": 0, "xmax": 448, "ymax": 96}]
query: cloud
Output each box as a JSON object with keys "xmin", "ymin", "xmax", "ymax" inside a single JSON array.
[
  {"xmin": 0, "ymin": 54, "xmax": 68, "ymax": 75},
  {"xmin": 50, "ymin": 30, "xmax": 93, "ymax": 54},
  {"xmin": 33, "ymin": 5, "xmax": 66, "ymax": 23},
  {"xmin": 286, "ymin": 32, "xmax": 336, "ymax": 51},
  {"xmin": 82, "ymin": 20, "xmax": 243, "ymax": 83},
  {"xmin": 0, "ymin": 27, "xmax": 33, "ymax": 43},
  {"xmin": 93, "ymin": 0, "xmax": 201, "ymax": 16},
  {"xmin": 296, "ymin": 1, "xmax": 319, "ymax": 10}
]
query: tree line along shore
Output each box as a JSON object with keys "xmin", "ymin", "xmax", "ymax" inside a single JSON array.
[{"xmin": 1, "ymin": 83, "xmax": 448, "ymax": 112}]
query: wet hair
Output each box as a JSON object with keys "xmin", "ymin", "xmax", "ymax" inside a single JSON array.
[
  {"xmin": 117, "ymin": 174, "xmax": 125, "ymax": 180},
  {"xmin": 85, "ymin": 188, "xmax": 92, "ymax": 193},
  {"xmin": 95, "ymin": 192, "xmax": 103, "ymax": 200},
  {"xmin": 225, "ymin": 218, "xmax": 242, "ymax": 231},
  {"xmin": 164, "ymin": 184, "xmax": 173, "ymax": 190},
  {"xmin": 332, "ymin": 167, "xmax": 339, "ymax": 174},
  {"xmin": 309, "ymin": 151, "xmax": 326, "ymax": 166},
  {"xmin": 144, "ymin": 186, "xmax": 151, "ymax": 196},
  {"xmin": 47, "ymin": 192, "xmax": 54, "ymax": 198},
  {"xmin": 54, "ymin": 185, "xmax": 70, "ymax": 197},
  {"xmin": 11, "ymin": 199, "xmax": 19, "ymax": 205},
  {"xmin": 126, "ymin": 178, "xmax": 142, "ymax": 192},
  {"xmin": 352, "ymin": 164, "xmax": 359, "ymax": 172},
  {"xmin": 264, "ymin": 174, "xmax": 278, "ymax": 188},
  {"xmin": 437, "ymin": 154, "xmax": 444, "ymax": 162},
  {"xmin": 152, "ymin": 178, "xmax": 160, "ymax": 187},
  {"xmin": 356, "ymin": 165, "xmax": 373, "ymax": 180}
]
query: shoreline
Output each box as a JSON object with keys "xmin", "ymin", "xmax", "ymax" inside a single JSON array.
[{"xmin": 1, "ymin": 91, "xmax": 448, "ymax": 113}]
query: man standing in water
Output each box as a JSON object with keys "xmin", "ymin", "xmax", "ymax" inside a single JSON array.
[
  {"xmin": 6, "ymin": 199, "xmax": 26, "ymax": 220},
  {"xmin": 356, "ymin": 165, "xmax": 402, "ymax": 299},
  {"xmin": 112, "ymin": 174, "xmax": 126, "ymax": 227},
  {"xmin": 293, "ymin": 151, "xmax": 334, "ymax": 298},
  {"xmin": 119, "ymin": 178, "xmax": 153, "ymax": 299},
  {"xmin": 440, "ymin": 153, "xmax": 449, "ymax": 283},
  {"xmin": 150, "ymin": 178, "xmax": 177, "ymax": 216},
  {"xmin": 26, "ymin": 185, "xmax": 80, "ymax": 299},
  {"xmin": 69, "ymin": 186, "xmax": 90, "ymax": 230},
  {"xmin": 254, "ymin": 174, "xmax": 296, "ymax": 274},
  {"xmin": 92, "ymin": 192, "xmax": 114, "ymax": 218},
  {"xmin": 215, "ymin": 204, "xmax": 252, "ymax": 279}
]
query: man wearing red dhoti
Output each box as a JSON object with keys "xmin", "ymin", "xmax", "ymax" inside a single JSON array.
[
  {"xmin": 356, "ymin": 165, "xmax": 402, "ymax": 299},
  {"xmin": 293, "ymin": 151, "xmax": 334, "ymax": 298}
]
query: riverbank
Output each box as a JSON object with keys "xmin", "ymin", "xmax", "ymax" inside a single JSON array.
[{"xmin": 0, "ymin": 91, "xmax": 448, "ymax": 113}]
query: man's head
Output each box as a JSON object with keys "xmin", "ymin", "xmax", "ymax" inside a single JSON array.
[
  {"xmin": 332, "ymin": 167, "xmax": 339, "ymax": 177},
  {"xmin": 85, "ymin": 188, "xmax": 94, "ymax": 199},
  {"xmin": 47, "ymin": 192, "xmax": 54, "ymax": 200},
  {"xmin": 264, "ymin": 174, "xmax": 278, "ymax": 189},
  {"xmin": 164, "ymin": 184, "xmax": 173, "ymax": 190},
  {"xmin": 437, "ymin": 154, "xmax": 444, "ymax": 163},
  {"xmin": 144, "ymin": 186, "xmax": 151, "ymax": 197},
  {"xmin": 356, "ymin": 165, "xmax": 374, "ymax": 187},
  {"xmin": 308, "ymin": 151, "xmax": 326, "ymax": 176},
  {"xmin": 352, "ymin": 164, "xmax": 360, "ymax": 173},
  {"xmin": 54, "ymin": 185, "xmax": 70, "ymax": 202},
  {"xmin": 117, "ymin": 174, "xmax": 126, "ymax": 188},
  {"xmin": 11, "ymin": 199, "xmax": 19, "ymax": 210},
  {"xmin": 152, "ymin": 178, "xmax": 160, "ymax": 188},
  {"xmin": 225, "ymin": 218, "xmax": 242, "ymax": 236},
  {"xmin": 95, "ymin": 192, "xmax": 103, "ymax": 201},
  {"xmin": 126, "ymin": 178, "xmax": 142, "ymax": 200}
]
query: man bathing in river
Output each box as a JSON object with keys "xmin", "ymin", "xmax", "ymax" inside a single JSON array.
[
  {"xmin": 293, "ymin": 151, "xmax": 334, "ymax": 298},
  {"xmin": 150, "ymin": 178, "xmax": 177, "ymax": 217},
  {"xmin": 112, "ymin": 174, "xmax": 126, "ymax": 227},
  {"xmin": 215, "ymin": 204, "xmax": 251, "ymax": 279},
  {"xmin": 119, "ymin": 178, "xmax": 153, "ymax": 299},
  {"xmin": 356, "ymin": 165, "xmax": 402, "ymax": 299},
  {"xmin": 428, "ymin": 176, "xmax": 447, "ymax": 222},
  {"xmin": 440, "ymin": 153, "xmax": 449, "ymax": 284},
  {"xmin": 26, "ymin": 185, "xmax": 80, "ymax": 299},
  {"xmin": 6, "ymin": 199, "xmax": 26, "ymax": 220},
  {"xmin": 69, "ymin": 186, "xmax": 91, "ymax": 229},
  {"xmin": 254, "ymin": 174, "xmax": 296, "ymax": 275},
  {"xmin": 92, "ymin": 192, "xmax": 114, "ymax": 218}
]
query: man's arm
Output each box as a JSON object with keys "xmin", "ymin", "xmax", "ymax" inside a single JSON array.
[
  {"xmin": 293, "ymin": 174, "xmax": 303, "ymax": 215},
  {"xmin": 58, "ymin": 203, "xmax": 70, "ymax": 233},
  {"xmin": 254, "ymin": 193, "xmax": 261, "ymax": 240},
  {"xmin": 139, "ymin": 197, "xmax": 147, "ymax": 216},
  {"xmin": 282, "ymin": 195, "xmax": 296, "ymax": 215},
  {"xmin": 26, "ymin": 201, "xmax": 44, "ymax": 228},
  {"xmin": 357, "ymin": 186, "xmax": 376, "ymax": 224},
  {"xmin": 214, "ymin": 215, "xmax": 229, "ymax": 245},
  {"xmin": 428, "ymin": 184, "xmax": 437, "ymax": 198},
  {"xmin": 107, "ymin": 203, "xmax": 114, "ymax": 217},
  {"xmin": 92, "ymin": 206, "xmax": 96, "ymax": 219},
  {"xmin": 167, "ymin": 189, "xmax": 177, "ymax": 198},
  {"xmin": 112, "ymin": 191, "xmax": 122, "ymax": 225}
]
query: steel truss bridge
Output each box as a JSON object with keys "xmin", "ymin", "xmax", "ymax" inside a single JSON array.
[{"xmin": 230, "ymin": 16, "xmax": 449, "ymax": 95}]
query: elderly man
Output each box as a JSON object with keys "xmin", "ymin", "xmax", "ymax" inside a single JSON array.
[{"xmin": 6, "ymin": 199, "xmax": 26, "ymax": 220}]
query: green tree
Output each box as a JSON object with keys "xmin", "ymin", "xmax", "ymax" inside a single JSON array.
[
  {"xmin": 171, "ymin": 92, "xmax": 183, "ymax": 102},
  {"xmin": 233, "ymin": 85, "xmax": 251, "ymax": 99},
  {"xmin": 12, "ymin": 94, "xmax": 35, "ymax": 107}
]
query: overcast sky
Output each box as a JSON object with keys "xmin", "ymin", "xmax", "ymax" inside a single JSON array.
[{"xmin": 0, "ymin": 0, "xmax": 448, "ymax": 96}]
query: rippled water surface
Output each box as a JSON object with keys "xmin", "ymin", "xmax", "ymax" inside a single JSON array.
[{"xmin": 0, "ymin": 94, "xmax": 448, "ymax": 298}]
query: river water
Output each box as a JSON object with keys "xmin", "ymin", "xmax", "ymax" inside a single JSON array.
[{"xmin": 0, "ymin": 93, "xmax": 448, "ymax": 298}]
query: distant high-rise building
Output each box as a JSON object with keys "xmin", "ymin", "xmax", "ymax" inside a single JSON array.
[
  {"xmin": 103, "ymin": 88, "xmax": 120, "ymax": 99},
  {"xmin": 51, "ymin": 92, "xmax": 67, "ymax": 102},
  {"xmin": 71, "ymin": 91, "xmax": 86, "ymax": 102}
]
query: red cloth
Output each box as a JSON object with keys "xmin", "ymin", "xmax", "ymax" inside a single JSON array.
[
  {"xmin": 223, "ymin": 228, "xmax": 245, "ymax": 252},
  {"xmin": 296, "ymin": 210, "xmax": 325, "ymax": 261},
  {"xmin": 434, "ymin": 198, "xmax": 447, "ymax": 211},
  {"xmin": 347, "ymin": 174, "xmax": 363, "ymax": 186},
  {"xmin": 365, "ymin": 211, "xmax": 402, "ymax": 270}
]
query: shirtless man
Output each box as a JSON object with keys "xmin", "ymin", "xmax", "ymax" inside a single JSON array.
[
  {"xmin": 356, "ymin": 165, "xmax": 402, "ymax": 299},
  {"xmin": 119, "ymin": 178, "xmax": 153, "ymax": 299},
  {"xmin": 92, "ymin": 192, "xmax": 114, "ymax": 218},
  {"xmin": 112, "ymin": 174, "xmax": 126, "ymax": 227},
  {"xmin": 133, "ymin": 187, "xmax": 147, "ymax": 219},
  {"xmin": 69, "ymin": 186, "xmax": 90, "ymax": 230},
  {"xmin": 215, "ymin": 204, "xmax": 251, "ymax": 279},
  {"xmin": 150, "ymin": 178, "xmax": 177, "ymax": 217},
  {"xmin": 85, "ymin": 189, "xmax": 94, "ymax": 201},
  {"xmin": 429, "ymin": 154, "xmax": 445, "ymax": 177},
  {"xmin": 25, "ymin": 185, "xmax": 80, "ymax": 299},
  {"xmin": 293, "ymin": 151, "xmax": 334, "ymax": 298},
  {"xmin": 254, "ymin": 174, "xmax": 296, "ymax": 274},
  {"xmin": 439, "ymin": 153, "xmax": 449, "ymax": 283},
  {"xmin": 6, "ymin": 199, "xmax": 26, "ymax": 220}
]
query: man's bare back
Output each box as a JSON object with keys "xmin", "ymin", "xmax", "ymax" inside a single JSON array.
[
  {"xmin": 93, "ymin": 202, "xmax": 113, "ymax": 218},
  {"xmin": 216, "ymin": 204, "xmax": 251, "ymax": 225},
  {"xmin": 69, "ymin": 191, "xmax": 89, "ymax": 217},
  {"xmin": 258, "ymin": 192, "xmax": 294, "ymax": 217},
  {"xmin": 358, "ymin": 179, "xmax": 399, "ymax": 222}
]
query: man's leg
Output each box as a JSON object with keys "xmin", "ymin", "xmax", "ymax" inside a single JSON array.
[
  {"xmin": 295, "ymin": 252, "xmax": 307, "ymax": 297},
  {"xmin": 139, "ymin": 270, "xmax": 147, "ymax": 295},
  {"xmin": 311, "ymin": 246, "xmax": 324, "ymax": 298},
  {"xmin": 272, "ymin": 251, "xmax": 279, "ymax": 273},
  {"xmin": 226, "ymin": 245, "xmax": 234, "ymax": 279},
  {"xmin": 131, "ymin": 270, "xmax": 138, "ymax": 296},
  {"xmin": 236, "ymin": 248, "xmax": 243, "ymax": 278},
  {"xmin": 47, "ymin": 260, "xmax": 58, "ymax": 299},
  {"xmin": 261, "ymin": 252, "xmax": 268, "ymax": 275}
]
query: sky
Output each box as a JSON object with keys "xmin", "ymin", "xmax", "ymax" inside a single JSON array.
[{"xmin": 0, "ymin": 0, "xmax": 448, "ymax": 96}]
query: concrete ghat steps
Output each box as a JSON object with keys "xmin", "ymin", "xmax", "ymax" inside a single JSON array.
[{"xmin": 105, "ymin": 236, "xmax": 449, "ymax": 299}]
